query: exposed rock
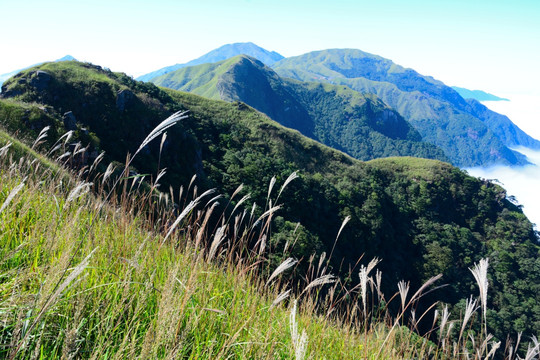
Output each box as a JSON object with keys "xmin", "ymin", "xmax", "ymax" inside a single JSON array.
[
  {"xmin": 30, "ymin": 71, "xmax": 51, "ymax": 91},
  {"xmin": 63, "ymin": 111, "xmax": 77, "ymax": 131},
  {"xmin": 116, "ymin": 89, "xmax": 134, "ymax": 111}
]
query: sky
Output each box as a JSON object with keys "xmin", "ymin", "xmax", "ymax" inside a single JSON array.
[{"xmin": 1, "ymin": 0, "xmax": 540, "ymax": 96}]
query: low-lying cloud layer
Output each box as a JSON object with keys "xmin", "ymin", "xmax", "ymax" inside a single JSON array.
[
  {"xmin": 467, "ymin": 147, "xmax": 540, "ymax": 228},
  {"xmin": 466, "ymin": 94, "xmax": 540, "ymax": 229}
]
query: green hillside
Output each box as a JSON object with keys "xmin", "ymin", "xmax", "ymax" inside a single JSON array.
[
  {"xmin": 272, "ymin": 49, "xmax": 540, "ymax": 166},
  {"xmin": 1, "ymin": 61, "xmax": 539, "ymax": 349},
  {"xmin": 152, "ymin": 55, "xmax": 448, "ymax": 162},
  {"xmin": 0, "ymin": 126, "xmax": 388, "ymax": 359}
]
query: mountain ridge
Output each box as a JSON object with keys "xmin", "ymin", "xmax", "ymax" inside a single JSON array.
[
  {"xmin": 452, "ymin": 86, "xmax": 509, "ymax": 101},
  {"xmin": 136, "ymin": 42, "xmax": 284, "ymax": 82},
  {"xmin": 151, "ymin": 54, "xmax": 449, "ymax": 162},
  {"xmin": 272, "ymin": 48, "xmax": 540, "ymax": 166}
]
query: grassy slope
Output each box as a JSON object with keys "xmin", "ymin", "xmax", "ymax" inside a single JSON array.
[
  {"xmin": 1, "ymin": 62, "xmax": 539, "ymax": 347},
  {"xmin": 272, "ymin": 49, "xmax": 537, "ymax": 166},
  {"xmin": 150, "ymin": 57, "xmax": 239, "ymax": 100},
  {"xmin": 0, "ymin": 127, "xmax": 434, "ymax": 359}
]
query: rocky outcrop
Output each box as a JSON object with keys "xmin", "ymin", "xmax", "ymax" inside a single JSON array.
[
  {"xmin": 116, "ymin": 89, "xmax": 134, "ymax": 111},
  {"xmin": 30, "ymin": 71, "xmax": 51, "ymax": 91},
  {"xmin": 63, "ymin": 111, "xmax": 77, "ymax": 131}
]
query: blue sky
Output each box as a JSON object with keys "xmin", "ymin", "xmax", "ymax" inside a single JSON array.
[{"xmin": 1, "ymin": 0, "xmax": 540, "ymax": 95}]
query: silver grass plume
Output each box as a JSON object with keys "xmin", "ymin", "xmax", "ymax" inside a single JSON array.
[
  {"xmin": 102, "ymin": 163, "xmax": 116, "ymax": 185},
  {"xmin": 459, "ymin": 296, "xmax": 478, "ymax": 342},
  {"xmin": 302, "ymin": 274, "xmax": 336, "ymax": 295},
  {"xmin": 277, "ymin": 171, "xmax": 299, "ymax": 201},
  {"xmin": 0, "ymin": 142, "xmax": 12, "ymax": 157},
  {"xmin": 359, "ymin": 257, "xmax": 381, "ymax": 316},
  {"xmin": 329, "ymin": 215, "xmax": 351, "ymax": 260},
  {"xmin": 289, "ymin": 300, "xmax": 308, "ymax": 360},
  {"xmin": 153, "ymin": 168, "xmax": 167, "ymax": 188},
  {"xmin": 159, "ymin": 132, "xmax": 167, "ymax": 154},
  {"xmin": 56, "ymin": 152, "xmax": 71, "ymax": 162},
  {"xmin": 251, "ymin": 205, "xmax": 282, "ymax": 230},
  {"xmin": 267, "ymin": 176, "xmax": 276, "ymax": 202},
  {"xmin": 439, "ymin": 305, "xmax": 450, "ymax": 341},
  {"xmin": 31, "ymin": 126, "xmax": 50, "ymax": 149},
  {"xmin": 486, "ymin": 340, "xmax": 501, "ymax": 359},
  {"xmin": 267, "ymin": 258, "xmax": 298, "ymax": 285},
  {"xmin": 208, "ymin": 226, "xmax": 226, "ymax": 262},
  {"xmin": 524, "ymin": 335, "xmax": 540, "ymax": 360},
  {"xmin": 0, "ymin": 179, "xmax": 26, "ymax": 215},
  {"xmin": 89, "ymin": 151, "xmax": 105, "ymax": 173},
  {"xmin": 397, "ymin": 280, "xmax": 410, "ymax": 312},
  {"xmin": 272, "ymin": 289, "xmax": 291, "ymax": 308},
  {"xmin": 163, "ymin": 188, "xmax": 215, "ymax": 244},
  {"xmin": 469, "ymin": 258, "xmax": 489, "ymax": 333},
  {"xmin": 231, "ymin": 194, "xmax": 251, "ymax": 216},
  {"xmin": 66, "ymin": 182, "xmax": 93, "ymax": 203},
  {"xmin": 14, "ymin": 248, "xmax": 97, "ymax": 355},
  {"xmin": 134, "ymin": 111, "xmax": 188, "ymax": 158}
]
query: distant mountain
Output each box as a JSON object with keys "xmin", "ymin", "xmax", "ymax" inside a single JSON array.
[
  {"xmin": 151, "ymin": 55, "xmax": 448, "ymax": 162},
  {"xmin": 465, "ymin": 98, "xmax": 540, "ymax": 149},
  {"xmin": 136, "ymin": 42, "xmax": 284, "ymax": 82},
  {"xmin": 272, "ymin": 49, "xmax": 539, "ymax": 166},
  {"xmin": 452, "ymin": 86, "xmax": 509, "ymax": 101},
  {"xmin": 0, "ymin": 55, "xmax": 76, "ymax": 89}
]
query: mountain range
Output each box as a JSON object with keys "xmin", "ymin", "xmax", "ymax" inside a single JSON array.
[
  {"xmin": 140, "ymin": 44, "xmax": 540, "ymax": 167},
  {"xmin": 150, "ymin": 54, "xmax": 447, "ymax": 162}
]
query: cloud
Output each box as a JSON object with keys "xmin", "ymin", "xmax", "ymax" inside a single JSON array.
[
  {"xmin": 466, "ymin": 147, "xmax": 540, "ymax": 229},
  {"xmin": 465, "ymin": 95, "xmax": 540, "ymax": 229}
]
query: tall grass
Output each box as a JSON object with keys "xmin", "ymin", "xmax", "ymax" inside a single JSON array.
[{"xmin": 0, "ymin": 123, "xmax": 538, "ymax": 359}]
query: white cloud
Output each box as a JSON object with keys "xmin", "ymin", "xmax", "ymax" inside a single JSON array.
[
  {"xmin": 466, "ymin": 148, "xmax": 540, "ymax": 228},
  {"xmin": 466, "ymin": 96, "xmax": 540, "ymax": 228}
]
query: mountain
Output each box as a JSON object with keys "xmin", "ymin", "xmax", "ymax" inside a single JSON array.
[
  {"xmin": 465, "ymin": 98, "xmax": 540, "ymax": 149},
  {"xmin": 1, "ymin": 60, "xmax": 539, "ymax": 343},
  {"xmin": 452, "ymin": 86, "xmax": 509, "ymax": 101},
  {"xmin": 136, "ymin": 42, "xmax": 284, "ymax": 82},
  {"xmin": 272, "ymin": 49, "xmax": 540, "ymax": 166},
  {"xmin": 151, "ymin": 55, "xmax": 448, "ymax": 162},
  {"xmin": 0, "ymin": 55, "xmax": 76, "ymax": 89}
]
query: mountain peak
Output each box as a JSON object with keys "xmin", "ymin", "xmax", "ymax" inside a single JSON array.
[
  {"xmin": 56, "ymin": 55, "xmax": 77, "ymax": 62},
  {"xmin": 136, "ymin": 42, "xmax": 283, "ymax": 82}
]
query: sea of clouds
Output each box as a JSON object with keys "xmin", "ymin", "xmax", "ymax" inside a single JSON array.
[{"xmin": 465, "ymin": 94, "xmax": 540, "ymax": 229}]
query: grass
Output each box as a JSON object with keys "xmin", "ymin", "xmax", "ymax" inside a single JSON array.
[
  {"xmin": 0, "ymin": 124, "xmax": 538, "ymax": 359},
  {"xmin": 0, "ymin": 127, "xmax": 373, "ymax": 359}
]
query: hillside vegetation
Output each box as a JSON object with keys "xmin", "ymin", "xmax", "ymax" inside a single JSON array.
[
  {"xmin": 1, "ymin": 61, "xmax": 539, "ymax": 354},
  {"xmin": 272, "ymin": 49, "xmax": 540, "ymax": 166},
  {"xmin": 151, "ymin": 55, "xmax": 448, "ymax": 162},
  {"xmin": 0, "ymin": 127, "xmax": 382, "ymax": 359}
]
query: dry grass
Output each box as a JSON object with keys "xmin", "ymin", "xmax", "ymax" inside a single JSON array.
[{"xmin": 0, "ymin": 124, "xmax": 538, "ymax": 359}]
